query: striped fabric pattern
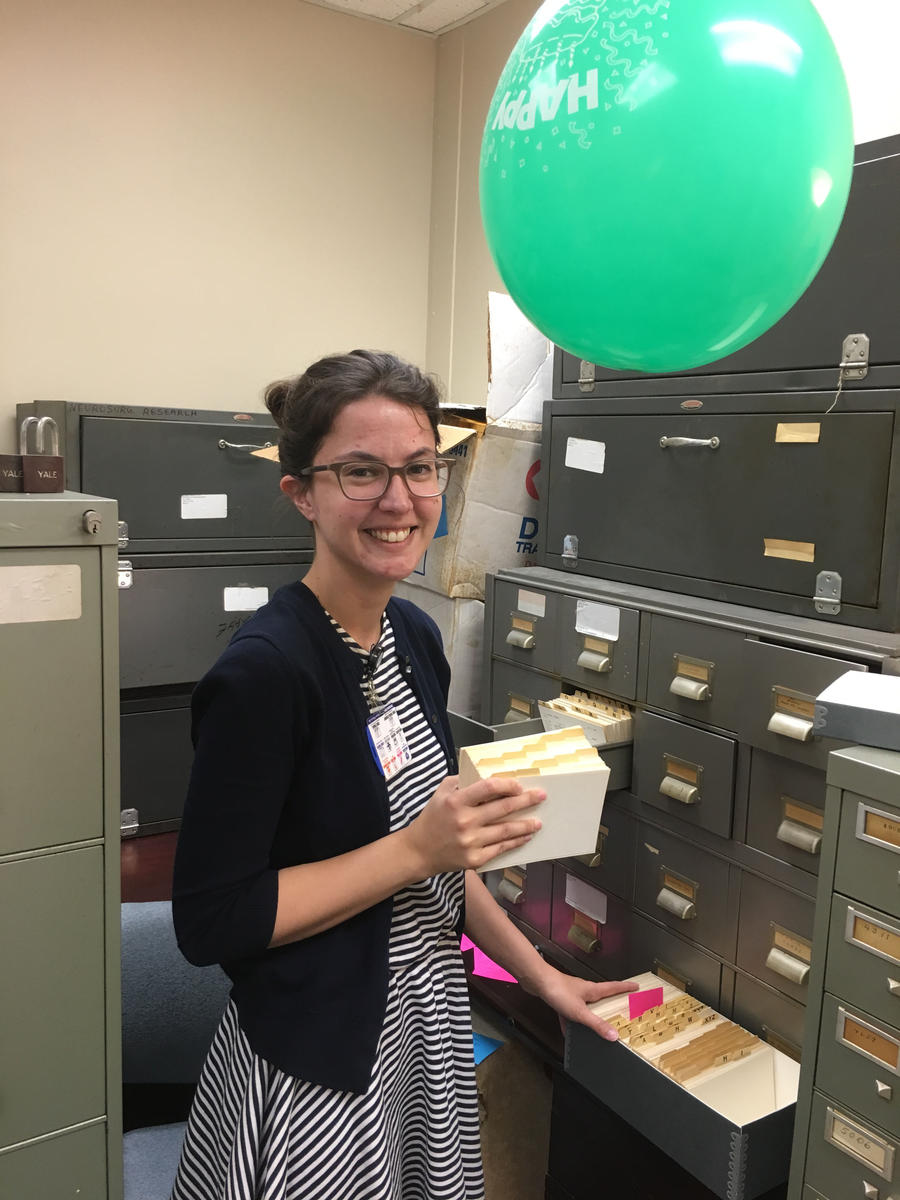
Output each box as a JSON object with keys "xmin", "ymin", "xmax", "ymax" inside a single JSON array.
[{"xmin": 170, "ymin": 615, "xmax": 484, "ymax": 1200}]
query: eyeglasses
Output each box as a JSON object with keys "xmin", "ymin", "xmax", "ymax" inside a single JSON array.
[{"xmin": 298, "ymin": 457, "xmax": 456, "ymax": 500}]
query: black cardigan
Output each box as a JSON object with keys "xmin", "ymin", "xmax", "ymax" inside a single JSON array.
[{"xmin": 172, "ymin": 582, "xmax": 459, "ymax": 1093}]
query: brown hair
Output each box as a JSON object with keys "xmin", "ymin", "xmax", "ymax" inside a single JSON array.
[{"xmin": 264, "ymin": 349, "xmax": 442, "ymax": 477}]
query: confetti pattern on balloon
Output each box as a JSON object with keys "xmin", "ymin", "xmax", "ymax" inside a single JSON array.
[{"xmin": 480, "ymin": 0, "xmax": 853, "ymax": 373}]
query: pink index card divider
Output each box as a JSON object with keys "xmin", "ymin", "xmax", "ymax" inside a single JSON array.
[
  {"xmin": 460, "ymin": 935, "xmax": 517, "ymax": 984},
  {"xmin": 628, "ymin": 987, "xmax": 664, "ymax": 1020}
]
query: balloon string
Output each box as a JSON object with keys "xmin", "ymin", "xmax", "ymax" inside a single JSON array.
[{"xmin": 823, "ymin": 365, "xmax": 843, "ymax": 416}]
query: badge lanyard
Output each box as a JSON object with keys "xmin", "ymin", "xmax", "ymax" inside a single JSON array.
[{"xmin": 362, "ymin": 640, "xmax": 413, "ymax": 780}]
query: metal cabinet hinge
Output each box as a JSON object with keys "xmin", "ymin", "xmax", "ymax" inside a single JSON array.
[
  {"xmin": 578, "ymin": 360, "xmax": 596, "ymax": 392},
  {"xmin": 814, "ymin": 570, "xmax": 841, "ymax": 615},
  {"xmin": 118, "ymin": 559, "xmax": 133, "ymax": 590},
  {"xmin": 120, "ymin": 808, "xmax": 139, "ymax": 837},
  {"xmin": 561, "ymin": 533, "xmax": 579, "ymax": 569},
  {"xmin": 118, "ymin": 520, "xmax": 129, "ymax": 549},
  {"xmin": 840, "ymin": 333, "xmax": 869, "ymax": 380}
]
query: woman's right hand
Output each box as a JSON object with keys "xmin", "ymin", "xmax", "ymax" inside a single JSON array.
[{"xmin": 403, "ymin": 774, "xmax": 546, "ymax": 875}]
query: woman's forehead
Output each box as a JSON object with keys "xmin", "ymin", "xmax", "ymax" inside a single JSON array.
[{"xmin": 323, "ymin": 395, "xmax": 436, "ymax": 449}]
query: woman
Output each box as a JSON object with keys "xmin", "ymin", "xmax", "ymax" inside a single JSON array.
[{"xmin": 171, "ymin": 349, "xmax": 635, "ymax": 1200}]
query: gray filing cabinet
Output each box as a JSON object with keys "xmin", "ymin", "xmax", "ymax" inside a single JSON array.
[
  {"xmin": 0, "ymin": 492, "xmax": 122, "ymax": 1198},
  {"xmin": 789, "ymin": 747, "xmax": 900, "ymax": 1200},
  {"xmin": 15, "ymin": 401, "xmax": 313, "ymax": 835}
]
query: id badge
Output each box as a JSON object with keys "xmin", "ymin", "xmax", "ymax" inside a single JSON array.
[{"xmin": 366, "ymin": 703, "xmax": 413, "ymax": 780}]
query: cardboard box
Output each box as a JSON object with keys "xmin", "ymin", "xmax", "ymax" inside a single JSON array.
[
  {"xmin": 459, "ymin": 726, "xmax": 610, "ymax": 871},
  {"xmin": 409, "ymin": 421, "xmax": 542, "ymax": 601},
  {"xmin": 392, "ymin": 581, "xmax": 483, "ymax": 719},
  {"xmin": 815, "ymin": 670, "xmax": 900, "ymax": 752},
  {"xmin": 476, "ymin": 1038, "xmax": 551, "ymax": 1200},
  {"xmin": 486, "ymin": 291, "xmax": 552, "ymax": 426},
  {"xmin": 566, "ymin": 972, "xmax": 800, "ymax": 1200}
]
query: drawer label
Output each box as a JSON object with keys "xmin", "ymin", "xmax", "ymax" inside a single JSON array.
[
  {"xmin": 665, "ymin": 757, "xmax": 700, "ymax": 785},
  {"xmin": 0, "ymin": 564, "xmax": 81, "ymax": 624},
  {"xmin": 849, "ymin": 911, "xmax": 900, "ymax": 966},
  {"xmin": 516, "ymin": 589, "xmax": 546, "ymax": 618},
  {"xmin": 773, "ymin": 927, "xmax": 812, "ymax": 964},
  {"xmin": 662, "ymin": 871, "xmax": 696, "ymax": 901},
  {"xmin": 674, "ymin": 656, "xmax": 711, "ymax": 683},
  {"xmin": 575, "ymin": 600, "xmax": 620, "ymax": 641},
  {"xmin": 565, "ymin": 436, "xmax": 606, "ymax": 475},
  {"xmin": 507, "ymin": 694, "xmax": 532, "ymax": 717},
  {"xmin": 511, "ymin": 615, "xmax": 535, "ymax": 633},
  {"xmin": 775, "ymin": 692, "xmax": 816, "ymax": 720},
  {"xmin": 782, "ymin": 797, "xmax": 824, "ymax": 831},
  {"xmin": 826, "ymin": 1106, "xmax": 893, "ymax": 1178},
  {"xmin": 763, "ymin": 537, "xmax": 816, "ymax": 562},
  {"xmin": 839, "ymin": 1009, "xmax": 900, "ymax": 1072},
  {"xmin": 775, "ymin": 422, "xmax": 821, "ymax": 444},
  {"xmin": 181, "ymin": 493, "xmax": 227, "ymax": 519},
  {"xmin": 860, "ymin": 806, "xmax": 900, "ymax": 852},
  {"xmin": 583, "ymin": 635, "xmax": 611, "ymax": 655}
]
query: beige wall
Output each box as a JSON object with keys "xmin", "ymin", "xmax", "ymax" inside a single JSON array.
[
  {"xmin": 427, "ymin": 0, "xmax": 533, "ymax": 408},
  {"xmin": 0, "ymin": 0, "xmax": 436, "ymax": 443}
]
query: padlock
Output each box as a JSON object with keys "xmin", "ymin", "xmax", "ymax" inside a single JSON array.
[
  {"xmin": 20, "ymin": 416, "xmax": 64, "ymax": 493},
  {"xmin": 0, "ymin": 448, "xmax": 24, "ymax": 492}
]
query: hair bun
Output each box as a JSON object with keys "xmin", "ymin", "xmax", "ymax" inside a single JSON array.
[{"xmin": 263, "ymin": 378, "xmax": 294, "ymax": 429}]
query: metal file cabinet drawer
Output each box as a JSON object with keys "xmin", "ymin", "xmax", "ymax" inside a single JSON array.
[
  {"xmin": 646, "ymin": 615, "xmax": 745, "ymax": 734},
  {"xmin": 633, "ymin": 823, "xmax": 736, "ymax": 960},
  {"xmin": 623, "ymin": 913, "xmax": 722, "ymax": 1010},
  {"xmin": 633, "ymin": 710, "xmax": 737, "ymax": 839},
  {"xmin": 826, "ymin": 897, "xmax": 900, "ymax": 1032},
  {"xmin": 736, "ymin": 872, "xmax": 815, "ymax": 1006},
  {"xmin": 120, "ymin": 697, "xmax": 194, "ymax": 836},
  {"xmin": 746, "ymin": 750, "xmax": 826, "ymax": 874},
  {"xmin": 835, "ymin": 791, "xmax": 900, "ymax": 919},
  {"xmin": 487, "ymin": 659, "xmax": 561, "ymax": 726},
  {"xmin": 485, "ymin": 859, "xmax": 553, "ymax": 940},
  {"xmin": 558, "ymin": 801, "xmax": 636, "ymax": 902},
  {"xmin": 817, "ymin": 993, "xmax": 900, "ymax": 1133},
  {"xmin": 119, "ymin": 556, "xmax": 310, "ymax": 688},
  {"xmin": 730, "ymin": 972, "xmax": 806, "ymax": 1062},
  {"xmin": 739, "ymin": 639, "xmax": 865, "ymax": 770},
  {"xmin": 491, "ymin": 579, "xmax": 560, "ymax": 674},
  {"xmin": 805, "ymin": 1090, "xmax": 899, "ymax": 1200},
  {"xmin": 550, "ymin": 868, "xmax": 631, "ymax": 980},
  {"xmin": 557, "ymin": 595, "xmax": 640, "ymax": 700}
]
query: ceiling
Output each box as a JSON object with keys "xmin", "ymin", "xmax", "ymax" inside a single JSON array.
[{"xmin": 302, "ymin": 0, "xmax": 511, "ymax": 36}]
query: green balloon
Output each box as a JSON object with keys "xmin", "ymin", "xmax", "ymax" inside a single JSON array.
[{"xmin": 479, "ymin": 0, "xmax": 853, "ymax": 372}]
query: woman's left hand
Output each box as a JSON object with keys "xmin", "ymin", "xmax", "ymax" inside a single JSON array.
[{"xmin": 524, "ymin": 967, "xmax": 640, "ymax": 1042}]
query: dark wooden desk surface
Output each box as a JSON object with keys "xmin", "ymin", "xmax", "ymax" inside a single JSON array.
[{"xmin": 121, "ymin": 831, "xmax": 178, "ymax": 902}]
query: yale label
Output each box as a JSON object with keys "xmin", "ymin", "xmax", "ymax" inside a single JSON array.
[{"xmin": 850, "ymin": 912, "xmax": 900, "ymax": 965}]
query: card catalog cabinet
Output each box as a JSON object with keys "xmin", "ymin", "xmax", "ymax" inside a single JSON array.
[
  {"xmin": 0, "ymin": 492, "xmax": 122, "ymax": 1198},
  {"xmin": 15, "ymin": 401, "xmax": 313, "ymax": 835},
  {"xmin": 789, "ymin": 748, "xmax": 900, "ymax": 1200}
]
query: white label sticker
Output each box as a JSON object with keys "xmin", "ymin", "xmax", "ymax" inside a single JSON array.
[
  {"xmin": 565, "ymin": 437, "xmax": 606, "ymax": 474},
  {"xmin": 517, "ymin": 588, "xmax": 546, "ymax": 618},
  {"xmin": 223, "ymin": 587, "xmax": 269, "ymax": 612},
  {"xmin": 181, "ymin": 493, "xmax": 228, "ymax": 520},
  {"xmin": 565, "ymin": 874, "xmax": 608, "ymax": 924},
  {"xmin": 0, "ymin": 564, "xmax": 82, "ymax": 624},
  {"xmin": 575, "ymin": 600, "xmax": 620, "ymax": 640}
]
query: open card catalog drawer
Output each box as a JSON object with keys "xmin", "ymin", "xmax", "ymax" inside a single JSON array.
[
  {"xmin": 459, "ymin": 726, "xmax": 610, "ymax": 872},
  {"xmin": 566, "ymin": 972, "xmax": 800, "ymax": 1200}
]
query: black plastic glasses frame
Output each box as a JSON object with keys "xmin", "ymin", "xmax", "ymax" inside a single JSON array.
[{"xmin": 297, "ymin": 456, "xmax": 456, "ymax": 500}]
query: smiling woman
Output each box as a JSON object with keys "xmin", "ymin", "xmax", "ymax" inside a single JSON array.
[{"xmin": 169, "ymin": 349, "xmax": 636, "ymax": 1200}]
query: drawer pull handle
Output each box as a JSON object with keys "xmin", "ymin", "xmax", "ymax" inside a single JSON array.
[
  {"xmin": 876, "ymin": 1080, "xmax": 893, "ymax": 1101},
  {"xmin": 567, "ymin": 923, "xmax": 599, "ymax": 954},
  {"xmin": 656, "ymin": 887, "xmax": 696, "ymax": 920},
  {"xmin": 776, "ymin": 818, "xmax": 822, "ymax": 856},
  {"xmin": 669, "ymin": 676, "xmax": 710, "ymax": 701},
  {"xmin": 888, "ymin": 978, "xmax": 900, "ymax": 997},
  {"xmin": 765, "ymin": 946, "xmax": 810, "ymax": 985},
  {"xmin": 767, "ymin": 711, "xmax": 814, "ymax": 742},
  {"xmin": 217, "ymin": 439, "xmax": 274, "ymax": 452},
  {"xmin": 660, "ymin": 775, "xmax": 699, "ymax": 805},
  {"xmin": 659, "ymin": 436, "xmax": 720, "ymax": 449},
  {"xmin": 576, "ymin": 648, "xmax": 610, "ymax": 674},
  {"xmin": 506, "ymin": 628, "xmax": 535, "ymax": 650},
  {"xmin": 503, "ymin": 706, "xmax": 532, "ymax": 724},
  {"xmin": 497, "ymin": 878, "xmax": 524, "ymax": 905},
  {"xmin": 863, "ymin": 1184, "xmax": 879, "ymax": 1200}
]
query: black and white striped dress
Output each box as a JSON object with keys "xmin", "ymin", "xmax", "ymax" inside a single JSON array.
[{"xmin": 170, "ymin": 613, "xmax": 484, "ymax": 1200}]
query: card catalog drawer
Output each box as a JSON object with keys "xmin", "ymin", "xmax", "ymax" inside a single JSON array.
[
  {"xmin": 550, "ymin": 869, "xmax": 630, "ymax": 979},
  {"xmin": 646, "ymin": 615, "xmax": 745, "ymax": 734},
  {"xmin": 835, "ymin": 791, "xmax": 900, "ymax": 919},
  {"xmin": 746, "ymin": 750, "xmax": 825, "ymax": 875},
  {"xmin": 740, "ymin": 639, "xmax": 865, "ymax": 770},
  {"xmin": 558, "ymin": 802, "xmax": 636, "ymax": 902},
  {"xmin": 492, "ymin": 580, "xmax": 560, "ymax": 673},
  {"xmin": 736, "ymin": 873, "xmax": 815, "ymax": 1005},
  {"xmin": 817, "ymin": 993, "xmax": 900, "ymax": 1133},
  {"xmin": 624, "ymin": 913, "xmax": 722, "ymax": 1011},
  {"xmin": 485, "ymin": 859, "xmax": 553, "ymax": 940},
  {"xmin": 634, "ymin": 824, "xmax": 737, "ymax": 960},
  {"xmin": 488, "ymin": 660, "xmax": 561, "ymax": 726},
  {"xmin": 730, "ymin": 972, "xmax": 806, "ymax": 1063},
  {"xmin": 633, "ymin": 710, "xmax": 737, "ymax": 839},
  {"xmin": 558, "ymin": 595, "xmax": 640, "ymax": 700},
  {"xmin": 826, "ymin": 897, "xmax": 900, "ymax": 1032},
  {"xmin": 805, "ymin": 1091, "xmax": 898, "ymax": 1200}
]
